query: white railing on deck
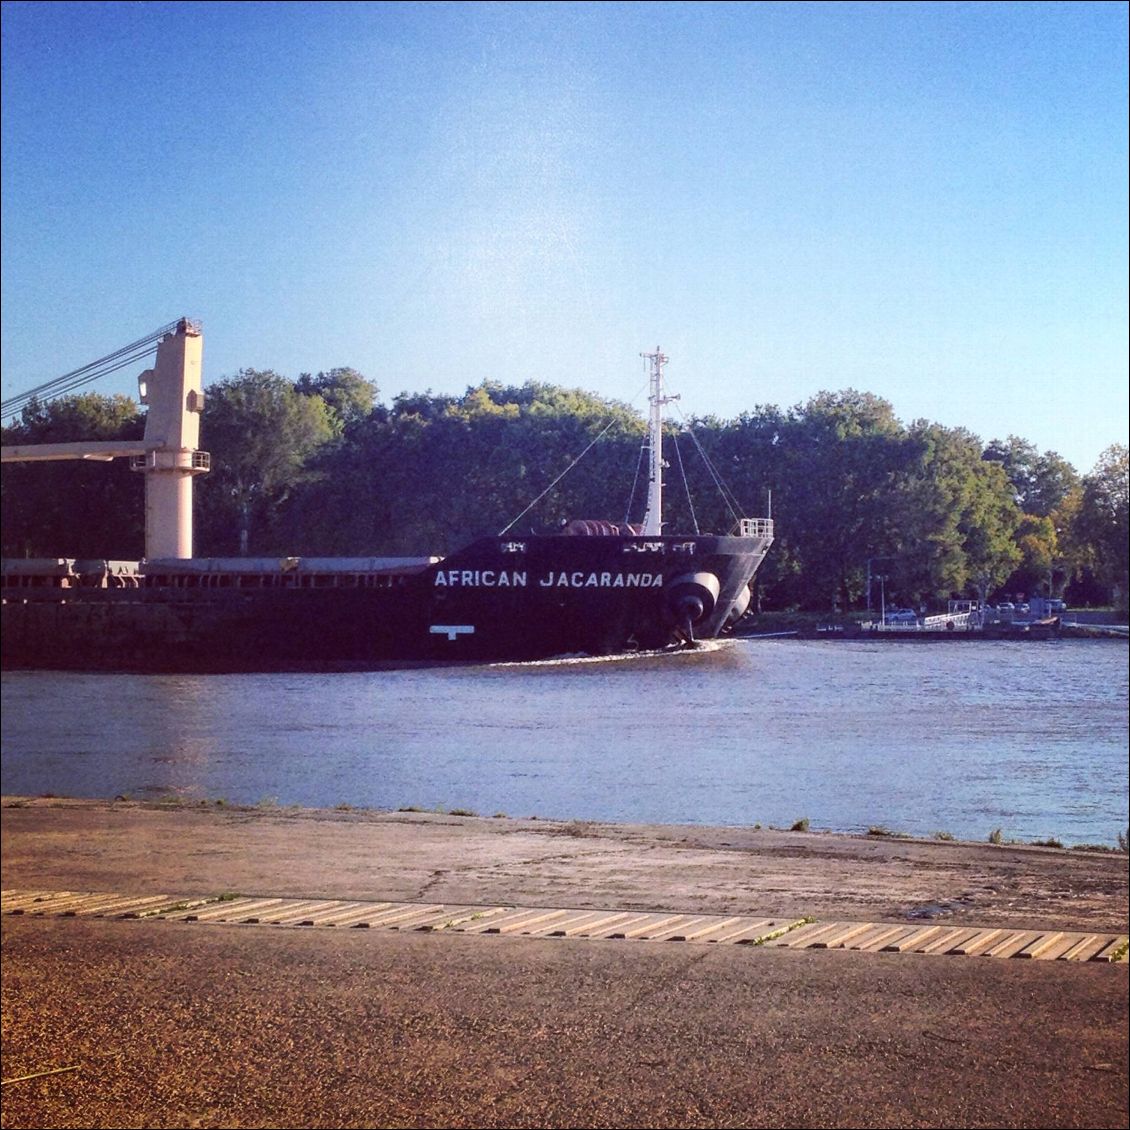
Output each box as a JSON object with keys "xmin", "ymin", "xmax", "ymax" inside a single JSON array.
[
  {"xmin": 738, "ymin": 518, "xmax": 774, "ymax": 539},
  {"xmin": 922, "ymin": 612, "xmax": 977, "ymax": 630},
  {"xmin": 871, "ymin": 612, "xmax": 978, "ymax": 632}
]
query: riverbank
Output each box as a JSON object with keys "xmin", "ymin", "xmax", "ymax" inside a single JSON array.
[
  {"xmin": 2, "ymin": 797, "xmax": 1127, "ymax": 1129},
  {"xmin": 2, "ymin": 796, "xmax": 1127, "ymax": 929},
  {"xmin": 737, "ymin": 609, "xmax": 1130, "ymax": 635}
]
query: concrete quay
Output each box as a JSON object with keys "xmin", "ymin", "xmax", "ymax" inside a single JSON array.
[{"xmin": 2, "ymin": 797, "xmax": 1127, "ymax": 1129}]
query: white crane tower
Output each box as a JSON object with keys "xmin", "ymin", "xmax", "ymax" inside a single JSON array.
[{"xmin": 0, "ymin": 319, "xmax": 210, "ymax": 559}]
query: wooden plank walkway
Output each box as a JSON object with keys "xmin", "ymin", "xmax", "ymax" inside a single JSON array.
[{"xmin": 4, "ymin": 889, "xmax": 1126, "ymax": 964}]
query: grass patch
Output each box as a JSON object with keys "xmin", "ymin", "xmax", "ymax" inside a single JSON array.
[
  {"xmin": 448, "ymin": 808, "xmax": 478, "ymax": 818},
  {"xmin": 789, "ymin": 817, "xmax": 810, "ymax": 833},
  {"xmin": 752, "ymin": 917, "xmax": 813, "ymax": 946},
  {"xmin": 988, "ymin": 827, "xmax": 1003, "ymax": 845},
  {"xmin": 1028, "ymin": 837, "xmax": 1064, "ymax": 849},
  {"xmin": 933, "ymin": 830, "xmax": 955, "ymax": 841},
  {"xmin": 866, "ymin": 825, "xmax": 904, "ymax": 838}
]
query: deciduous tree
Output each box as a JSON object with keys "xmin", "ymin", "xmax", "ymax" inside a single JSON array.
[
  {"xmin": 1074, "ymin": 444, "xmax": 1129, "ymax": 608},
  {"xmin": 196, "ymin": 370, "xmax": 335, "ymax": 555},
  {"xmin": 1, "ymin": 393, "xmax": 145, "ymax": 558}
]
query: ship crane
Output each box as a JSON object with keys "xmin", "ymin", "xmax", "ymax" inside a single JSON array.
[{"xmin": 0, "ymin": 319, "xmax": 209, "ymax": 559}]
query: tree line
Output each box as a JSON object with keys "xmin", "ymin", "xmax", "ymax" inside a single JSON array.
[{"xmin": 3, "ymin": 367, "xmax": 1127, "ymax": 612}]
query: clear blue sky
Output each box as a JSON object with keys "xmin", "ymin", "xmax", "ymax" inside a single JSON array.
[{"xmin": 2, "ymin": 0, "xmax": 1127, "ymax": 475}]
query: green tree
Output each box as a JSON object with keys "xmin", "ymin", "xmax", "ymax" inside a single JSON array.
[
  {"xmin": 984, "ymin": 436, "xmax": 1083, "ymax": 598},
  {"xmin": 1073, "ymin": 445, "xmax": 1129, "ymax": 608},
  {"xmin": 196, "ymin": 370, "xmax": 335, "ymax": 555},
  {"xmin": 1047, "ymin": 484, "xmax": 1087, "ymax": 597},
  {"xmin": 983, "ymin": 436, "xmax": 1080, "ymax": 517},
  {"xmin": 1, "ymin": 393, "xmax": 145, "ymax": 558},
  {"xmin": 1009, "ymin": 513, "xmax": 1058, "ymax": 598},
  {"xmin": 664, "ymin": 407, "xmax": 788, "ymax": 606},
  {"xmin": 295, "ymin": 368, "xmax": 377, "ymax": 433},
  {"xmin": 279, "ymin": 382, "xmax": 644, "ymax": 556},
  {"xmin": 893, "ymin": 424, "xmax": 1021, "ymax": 604},
  {"xmin": 770, "ymin": 391, "xmax": 908, "ymax": 610}
]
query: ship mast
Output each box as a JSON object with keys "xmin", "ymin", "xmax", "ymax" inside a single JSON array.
[{"xmin": 640, "ymin": 347, "xmax": 678, "ymax": 537}]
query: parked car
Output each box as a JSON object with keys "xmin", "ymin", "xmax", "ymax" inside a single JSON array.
[
  {"xmin": 883, "ymin": 608, "xmax": 918, "ymax": 624},
  {"xmin": 996, "ymin": 602, "xmax": 1015, "ymax": 612}
]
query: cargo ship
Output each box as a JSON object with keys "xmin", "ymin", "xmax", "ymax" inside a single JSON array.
[{"xmin": 1, "ymin": 328, "xmax": 773, "ymax": 671}]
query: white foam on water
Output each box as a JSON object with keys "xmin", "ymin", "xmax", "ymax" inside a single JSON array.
[{"xmin": 484, "ymin": 637, "xmax": 735, "ymax": 670}]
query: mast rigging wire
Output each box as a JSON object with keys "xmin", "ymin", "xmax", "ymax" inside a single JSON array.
[
  {"xmin": 497, "ymin": 377, "xmax": 750, "ymax": 537},
  {"xmin": 674, "ymin": 407, "xmax": 748, "ymax": 532},
  {"xmin": 622, "ymin": 436, "xmax": 648, "ymax": 526},
  {"xmin": 670, "ymin": 431, "xmax": 700, "ymax": 535},
  {"xmin": 1, "ymin": 320, "xmax": 182, "ymax": 418},
  {"xmin": 497, "ymin": 417, "xmax": 621, "ymax": 536}
]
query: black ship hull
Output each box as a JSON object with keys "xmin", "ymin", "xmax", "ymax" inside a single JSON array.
[{"xmin": 1, "ymin": 531, "xmax": 772, "ymax": 673}]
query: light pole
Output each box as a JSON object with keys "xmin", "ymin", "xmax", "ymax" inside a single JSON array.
[{"xmin": 866, "ymin": 557, "xmax": 893, "ymax": 614}]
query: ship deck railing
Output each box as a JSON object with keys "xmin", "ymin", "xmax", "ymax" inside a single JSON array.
[
  {"xmin": 921, "ymin": 611, "xmax": 978, "ymax": 631},
  {"xmin": 737, "ymin": 518, "xmax": 774, "ymax": 539},
  {"xmin": 1, "ymin": 558, "xmax": 143, "ymax": 590},
  {"xmin": 867, "ymin": 612, "xmax": 980, "ymax": 632},
  {"xmin": 140, "ymin": 556, "xmax": 440, "ymax": 589},
  {"xmin": 1, "ymin": 555, "xmax": 441, "ymax": 593}
]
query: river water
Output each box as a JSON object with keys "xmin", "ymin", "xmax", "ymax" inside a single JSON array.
[{"xmin": 2, "ymin": 639, "xmax": 1127, "ymax": 847}]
